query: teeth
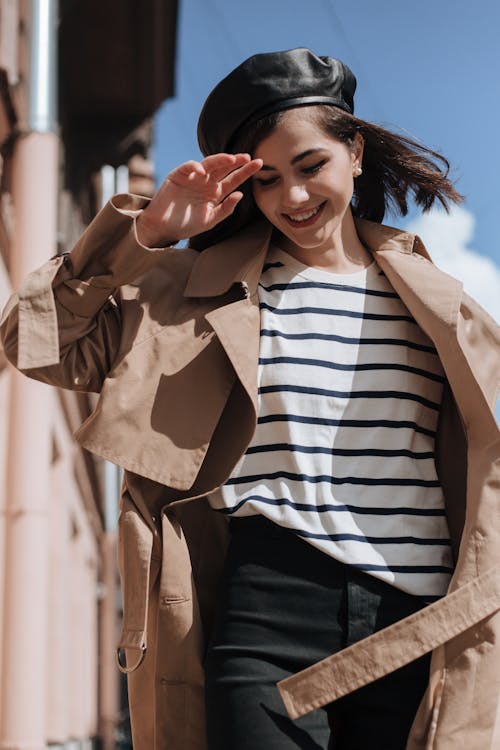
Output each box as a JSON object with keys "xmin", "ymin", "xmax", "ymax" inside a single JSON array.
[{"xmin": 286, "ymin": 205, "xmax": 321, "ymax": 223}]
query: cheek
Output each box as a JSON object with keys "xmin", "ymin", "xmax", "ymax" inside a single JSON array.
[
  {"xmin": 253, "ymin": 191, "xmax": 273, "ymax": 218},
  {"xmin": 324, "ymin": 166, "xmax": 353, "ymax": 195},
  {"xmin": 325, "ymin": 176, "xmax": 355, "ymax": 209}
]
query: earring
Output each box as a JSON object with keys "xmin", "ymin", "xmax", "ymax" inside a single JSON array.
[{"xmin": 353, "ymin": 165, "xmax": 362, "ymax": 177}]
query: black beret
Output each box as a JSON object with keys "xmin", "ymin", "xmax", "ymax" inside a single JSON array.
[{"xmin": 197, "ymin": 48, "xmax": 357, "ymax": 156}]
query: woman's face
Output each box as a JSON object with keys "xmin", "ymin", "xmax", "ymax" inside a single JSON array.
[{"xmin": 251, "ymin": 108, "xmax": 362, "ymax": 257}]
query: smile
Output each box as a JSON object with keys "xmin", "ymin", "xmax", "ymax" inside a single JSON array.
[{"xmin": 283, "ymin": 202, "xmax": 325, "ymax": 227}]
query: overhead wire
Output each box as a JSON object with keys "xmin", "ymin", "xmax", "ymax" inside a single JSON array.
[
  {"xmin": 319, "ymin": 0, "xmax": 387, "ymax": 123},
  {"xmin": 202, "ymin": 0, "xmax": 250, "ymax": 68}
]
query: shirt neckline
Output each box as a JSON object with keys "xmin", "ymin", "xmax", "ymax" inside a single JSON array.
[{"xmin": 268, "ymin": 243, "xmax": 378, "ymax": 284}]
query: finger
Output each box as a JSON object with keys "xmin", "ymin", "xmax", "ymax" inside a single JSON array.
[
  {"xmin": 210, "ymin": 191, "xmax": 243, "ymax": 225},
  {"xmin": 168, "ymin": 160, "xmax": 206, "ymax": 182},
  {"xmin": 219, "ymin": 159, "xmax": 263, "ymax": 195},
  {"xmin": 201, "ymin": 152, "xmax": 243, "ymax": 168},
  {"xmin": 206, "ymin": 153, "xmax": 253, "ymax": 182}
]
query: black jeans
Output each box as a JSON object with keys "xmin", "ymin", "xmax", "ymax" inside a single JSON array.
[{"xmin": 205, "ymin": 516, "xmax": 431, "ymax": 750}]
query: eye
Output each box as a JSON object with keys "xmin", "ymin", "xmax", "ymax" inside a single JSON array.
[
  {"xmin": 253, "ymin": 175, "xmax": 279, "ymax": 187},
  {"xmin": 302, "ymin": 159, "xmax": 327, "ymax": 175}
]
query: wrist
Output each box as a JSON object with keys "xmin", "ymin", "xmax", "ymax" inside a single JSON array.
[{"xmin": 136, "ymin": 212, "xmax": 178, "ymax": 248}]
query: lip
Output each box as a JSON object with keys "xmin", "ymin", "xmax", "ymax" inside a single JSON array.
[{"xmin": 282, "ymin": 202, "xmax": 326, "ymax": 228}]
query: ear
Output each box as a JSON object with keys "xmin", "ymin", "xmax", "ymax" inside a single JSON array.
[{"xmin": 351, "ymin": 131, "xmax": 364, "ymax": 166}]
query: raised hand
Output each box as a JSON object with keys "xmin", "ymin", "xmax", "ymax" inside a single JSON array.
[{"xmin": 136, "ymin": 153, "xmax": 263, "ymax": 247}]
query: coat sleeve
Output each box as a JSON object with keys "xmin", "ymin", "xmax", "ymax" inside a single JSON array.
[{"xmin": 0, "ymin": 193, "xmax": 173, "ymax": 393}]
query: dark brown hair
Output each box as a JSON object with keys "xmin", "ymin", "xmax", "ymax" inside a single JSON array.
[{"xmin": 190, "ymin": 105, "xmax": 463, "ymax": 250}]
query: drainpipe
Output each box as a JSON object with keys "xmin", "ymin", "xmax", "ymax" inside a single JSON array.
[
  {"xmin": 98, "ymin": 165, "xmax": 128, "ymax": 750},
  {"xmin": 1, "ymin": 2, "xmax": 59, "ymax": 749}
]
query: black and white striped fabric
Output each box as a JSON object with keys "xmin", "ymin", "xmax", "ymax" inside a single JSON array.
[{"xmin": 209, "ymin": 245, "xmax": 453, "ymax": 598}]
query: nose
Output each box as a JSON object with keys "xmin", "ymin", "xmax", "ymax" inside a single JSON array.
[{"xmin": 281, "ymin": 179, "xmax": 309, "ymax": 209}]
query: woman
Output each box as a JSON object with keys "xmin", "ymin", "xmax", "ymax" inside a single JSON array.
[{"xmin": 2, "ymin": 49, "xmax": 500, "ymax": 750}]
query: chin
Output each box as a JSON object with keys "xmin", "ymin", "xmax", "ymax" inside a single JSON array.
[{"xmin": 282, "ymin": 227, "xmax": 337, "ymax": 252}]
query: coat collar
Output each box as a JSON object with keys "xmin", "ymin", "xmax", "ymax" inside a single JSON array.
[
  {"xmin": 183, "ymin": 216, "xmax": 464, "ymax": 392},
  {"xmin": 355, "ymin": 217, "xmax": 418, "ymax": 256},
  {"xmin": 183, "ymin": 214, "xmax": 463, "ymax": 341},
  {"xmin": 183, "ymin": 215, "xmax": 433, "ymax": 300},
  {"xmin": 355, "ymin": 216, "xmax": 463, "ymax": 334},
  {"xmin": 183, "ymin": 220, "xmax": 273, "ymax": 298}
]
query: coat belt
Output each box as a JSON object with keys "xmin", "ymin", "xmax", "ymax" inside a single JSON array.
[
  {"xmin": 277, "ymin": 564, "xmax": 500, "ymax": 719},
  {"xmin": 115, "ymin": 507, "xmax": 201, "ymax": 676},
  {"xmin": 115, "ymin": 504, "xmax": 155, "ymax": 674}
]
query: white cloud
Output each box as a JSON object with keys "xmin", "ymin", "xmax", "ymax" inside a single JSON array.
[{"xmin": 405, "ymin": 205, "xmax": 500, "ymax": 324}]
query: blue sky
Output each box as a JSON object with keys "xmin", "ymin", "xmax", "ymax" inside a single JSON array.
[{"xmin": 154, "ymin": 0, "xmax": 500, "ymax": 319}]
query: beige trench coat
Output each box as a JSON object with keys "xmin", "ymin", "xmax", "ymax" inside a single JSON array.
[{"xmin": 1, "ymin": 194, "xmax": 500, "ymax": 750}]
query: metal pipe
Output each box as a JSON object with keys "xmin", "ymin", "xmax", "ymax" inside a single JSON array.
[
  {"xmin": 29, "ymin": 0, "xmax": 58, "ymax": 133},
  {"xmin": 98, "ymin": 164, "xmax": 128, "ymax": 750},
  {"xmin": 101, "ymin": 164, "xmax": 124, "ymax": 536}
]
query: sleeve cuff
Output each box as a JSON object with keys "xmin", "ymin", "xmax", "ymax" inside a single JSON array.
[
  {"xmin": 54, "ymin": 193, "xmax": 175, "ymax": 317},
  {"xmin": 17, "ymin": 255, "xmax": 66, "ymax": 369}
]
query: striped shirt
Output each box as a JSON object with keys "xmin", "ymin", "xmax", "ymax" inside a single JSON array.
[{"xmin": 208, "ymin": 244, "xmax": 453, "ymax": 599}]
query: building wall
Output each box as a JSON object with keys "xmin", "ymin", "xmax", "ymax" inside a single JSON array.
[
  {"xmin": 0, "ymin": 1, "xmax": 106, "ymax": 738},
  {"xmin": 0, "ymin": 1, "xmax": 177, "ymax": 747}
]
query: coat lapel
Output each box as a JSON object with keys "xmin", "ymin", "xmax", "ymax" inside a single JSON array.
[
  {"xmin": 184, "ymin": 219, "xmax": 272, "ymax": 299},
  {"xmin": 355, "ymin": 218, "xmax": 463, "ymax": 340},
  {"xmin": 205, "ymin": 299, "xmax": 261, "ymax": 412},
  {"xmin": 184, "ymin": 220, "xmax": 272, "ymax": 412},
  {"xmin": 357, "ymin": 218, "xmax": 498, "ymax": 440}
]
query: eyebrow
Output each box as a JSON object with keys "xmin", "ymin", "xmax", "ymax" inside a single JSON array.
[{"xmin": 259, "ymin": 148, "xmax": 325, "ymax": 171}]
